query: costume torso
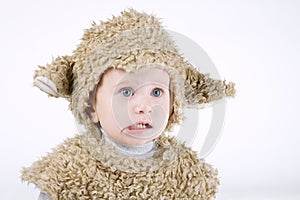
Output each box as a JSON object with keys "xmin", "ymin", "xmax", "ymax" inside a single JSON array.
[{"xmin": 22, "ymin": 135, "xmax": 219, "ymax": 200}]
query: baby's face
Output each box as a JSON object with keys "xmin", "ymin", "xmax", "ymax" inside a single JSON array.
[{"xmin": 92, "ymin": 68, "xmax": 170, "ymax": 146}]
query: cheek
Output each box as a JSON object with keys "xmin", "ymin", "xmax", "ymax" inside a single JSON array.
[
  {"xmin": 148, "ymin": 97, "xmax": 170, "ymax": 130},
  {"xmin": 97, "ymin": 100, "xmax": 122, "ymax": 132},
  {"xmin": 96, "ymin": 95, "xmax": 114, "ymax": 124},
  {"xmin": 110, "ymin": 96, "xmax": 132, "ymax": 128},
  {"xmin": 154, "ymin": 96, "xmax": 170, "ymax": 115}
]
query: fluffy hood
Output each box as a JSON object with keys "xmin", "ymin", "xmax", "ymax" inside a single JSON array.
[{"xmin": 33, "ymin": 9, "xmax": 235, "ymax": 161}]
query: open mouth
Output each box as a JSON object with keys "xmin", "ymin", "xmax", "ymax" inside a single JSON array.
[
  {"xmin": 127, "ymin": 122, "xmax": 153, "ymax": 130},
  {"xmin": 123, "ymin": 121, "xmax": 162, "ymax": 139}
]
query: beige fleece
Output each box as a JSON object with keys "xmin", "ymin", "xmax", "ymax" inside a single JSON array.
[{"xmin": 22, "ymin": 135, "xmax": 219, "ymax": 200}]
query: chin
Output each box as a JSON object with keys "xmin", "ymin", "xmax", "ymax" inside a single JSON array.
[{"xmin": 125, "ymin": 137, "xmax": 152, "ymax": 147}]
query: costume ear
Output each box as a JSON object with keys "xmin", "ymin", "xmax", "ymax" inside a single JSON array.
[
  {"xmin": 33, "ymin": 56, "xmax": 74, "ymax": 98},
  {"xmin": 185, "ymin": 66, "xmax": 235, "ymax": 105}
]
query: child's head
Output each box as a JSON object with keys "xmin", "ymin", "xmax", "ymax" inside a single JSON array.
[
  {"xmin": 32, "ymin": 9, "xmax": 235, "ymax": 153},
  {"xmin": 89, "ymin": 67, "xmax": 171, "ymax": 146}
]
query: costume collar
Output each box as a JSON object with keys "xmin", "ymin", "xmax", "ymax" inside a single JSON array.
[
  {"xmin": 81, "ymin": 125, "xmax": 180, "ymax": 173},
  {"xmin": 100, "ymin": 128, "xmax": 155, "ymax": 159}
]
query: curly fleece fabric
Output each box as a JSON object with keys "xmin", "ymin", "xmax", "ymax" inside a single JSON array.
[
  {"xmin": 32, "ymin": 9, "xmax": 235, "ymax": 134},
  {"xmin": 21, "ymin": 9, "xmax": 235, "ymax": 199},
  {"xmin": 22, "ymin": 135, "xmax": 219, "ymax": 200}
]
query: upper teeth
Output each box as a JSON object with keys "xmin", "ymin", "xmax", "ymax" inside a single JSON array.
[{"xmin": 136, "ymin": 123, "xmax": 146, "ymax": 128}]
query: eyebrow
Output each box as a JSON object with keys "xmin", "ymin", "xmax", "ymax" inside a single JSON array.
[
  {"xmin": 114, "ymin": 80, "xmax": 138, "ymax": 87},
  {"xmin": 116, "ymin": 79, "xmax": 169, "ymax": 87}
]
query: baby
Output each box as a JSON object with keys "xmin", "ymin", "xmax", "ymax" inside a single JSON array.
[
  {"xmin": 90, "ymin": 67, "xmax": 170, "ymax": 148},
  {"xmin": 22, "ymin": 9, "xmax": 235, "ymax": 199}
]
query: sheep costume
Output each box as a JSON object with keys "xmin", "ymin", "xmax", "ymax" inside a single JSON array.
[{"xmin": 21, "ymin": 9, "xmax": 235, "ymax": 200}]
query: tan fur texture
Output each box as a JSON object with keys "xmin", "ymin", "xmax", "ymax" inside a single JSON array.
[
  {"xmin": 185, "ymin": 66, "xmax": 235, "ymax": 105},
  {"xmin": 22, "ymin": 9, "xmax": 235, "ymax": 199},
  {"xmin": 32, "ymin": 9, "xmax": 235, "ymax": 132},
  {"xmin": 22, "ymin": 135, "xmax": 219, "ymax": 200},
  {"xmin": 34, "ymin": 56, "xmax": 74, "ymax": 98}
]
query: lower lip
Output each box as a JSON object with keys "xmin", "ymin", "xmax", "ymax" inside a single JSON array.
[
  {"xmin": 124, "ymin": 127, "xmax": 150, "ymax": 134},
  {"xmin": 123, "ymin": 127, "xmax": 155, "ymax": 138}
]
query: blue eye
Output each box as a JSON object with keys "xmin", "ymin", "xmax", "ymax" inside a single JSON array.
[
  {"xmin": 151, "ymin": 88, "xmax": 162, "ymax": 97},
  {"xmin": 121, "ymin": 88, "xmax": 133, "ymax": 97}
]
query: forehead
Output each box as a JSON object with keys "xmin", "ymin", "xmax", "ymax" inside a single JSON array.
[{"xmin": 103, "ymin": 68, "xmax": 170, "ymax": 87}]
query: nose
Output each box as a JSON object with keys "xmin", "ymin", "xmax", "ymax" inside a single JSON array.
[{"xmin": 134, "ymin": 103, "xmax": 152, "ymax": 114}]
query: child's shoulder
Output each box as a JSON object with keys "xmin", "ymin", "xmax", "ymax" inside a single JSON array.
[
  {"xmin": 21, "ymin": 134, "xmax": 219, "ymax": 199},
  {"xmin": 22, "ymin": 134, "xmax": 92, "ymax": 171},
  {"xmin": 160, "ymin": 134, "xmax": 219, "ymax": 177},
  {"xmin": 21, "ymin": 135, "xmax": 96, "ymax": 198}
]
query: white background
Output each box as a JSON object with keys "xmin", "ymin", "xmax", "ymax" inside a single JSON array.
[{"xmin": 1, "ymin": 0, "xmax": 299, "ymax": 199}]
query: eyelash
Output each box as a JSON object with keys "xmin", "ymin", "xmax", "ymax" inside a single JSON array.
[
  {"xmin": 120, "ymin": 87, "xmax": 134, "ymax": 97},
  {"xmin": 119, "ymin": 87, "xmax": 164, "ymax": 97},
  {"xmin": 151, "ymin": 88, "xmax": 163, "ymax": 97}
]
